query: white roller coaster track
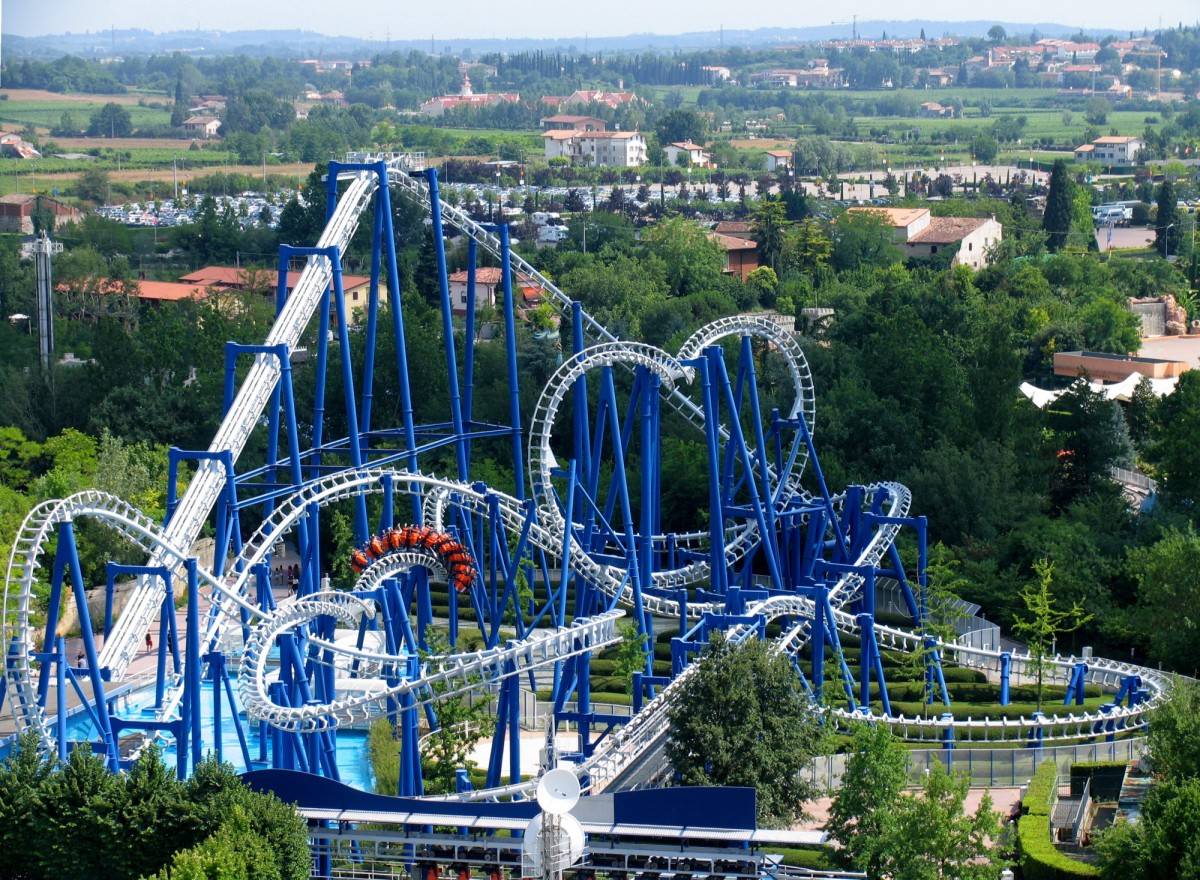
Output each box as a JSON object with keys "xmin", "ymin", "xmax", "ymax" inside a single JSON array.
[{"xmin": 1, "ymin": 153, "xmax": 1175, "ymax": 799}]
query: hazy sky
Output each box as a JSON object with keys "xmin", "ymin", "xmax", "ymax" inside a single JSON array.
[{"xmin": 2, "ymin": 0, "xmax": 1196, "ymax": 41}]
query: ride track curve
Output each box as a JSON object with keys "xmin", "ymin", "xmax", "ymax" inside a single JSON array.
[{"xmin": 0, "ymin": 153, "xmax": 1172, "ymax": 801}]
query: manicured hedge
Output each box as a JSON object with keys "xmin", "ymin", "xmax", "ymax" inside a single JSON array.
[
  {"xmin": 1069, "ymin": 760, "xmax": 1127, "ymax": 800},
  {"xmin": 1016, "ymin": 760, "xmax": 1099, "ymax": 880}
]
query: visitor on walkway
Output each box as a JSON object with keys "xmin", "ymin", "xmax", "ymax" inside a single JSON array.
[{"xmin": 145, "ymin": 632, "xmax": 153, "ymax": 653}]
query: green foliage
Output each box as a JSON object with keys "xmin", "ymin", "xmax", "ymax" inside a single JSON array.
[
  {"xmin": 0, "ymin": 741, "xmax": 308, "ymax": 880},
  {"xmin": 88, "ymin": 102, "xmax": 133, "ymax": 137},
  {"xmin": 612, "ymin": 621, "xmax": 650, "ymax": 695},
  {"xmin": 1011, "ymin": 560, "xmax": 1093, "ymax": 712},
  {"xmin": 1127, "ymin": 528, "xmax": 1200, "ymax": 675},
  {"xmin": 367, "ymin": 717, "xmax": 401, "ymax": 795},
  {"xmin": 826, "ymin": 724, "xmax": 909, "ymax": 878},
  {"xmin": 1143, "ymin": 679, "xmax": 1200, "ymax": 785},
  {"xmin": 1043, "ymin": 160, "xmax": 1075, "ymax": 253},
  {"xmin": 665, "ymin": 633, "xmax": 827, "ymax": 826},
  {"xmin": 419, "ymin": 628, "xmax": 493, "ymax": 795},
  {"xmin": 1016, "ymin": 760, "xmax": 1100, "ymax": 880},
  {"xmin": 832, "ymin": 725, "xmax": 1005, "ymax": 880}
]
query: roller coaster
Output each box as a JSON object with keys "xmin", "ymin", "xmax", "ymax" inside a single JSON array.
[{"xmin": 1, "ymin": 153, "xmax": 1170, "ymax": 815}]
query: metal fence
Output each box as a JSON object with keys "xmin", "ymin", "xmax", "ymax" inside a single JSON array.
[{"xmin": 805, "ymin": 738, "xmax": 1142, "ymax": 791}]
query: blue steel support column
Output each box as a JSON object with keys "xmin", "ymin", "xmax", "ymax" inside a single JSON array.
[
  {"xmin": 463, "ymin": 239, "xmax": 478, "ymax": 460},
  {"xmin": 738, "ymin": 335, "xmax": 783, "ymax": 581},
  {"xmin": 61, "ymin": 522, "xmax": 117, "ymax": 768},
  {"xmin": 186, "ymin": 557, "xmax": 202, "ymax": 771},
  {"xmin": 811, "ymin": 581, "xmax": 826, "ymax": 701},
  {"xmin": 696, "ymin": 356, "xmax": 727, "ymax": 595},
  {"xmin": 359, "ymin": 190, "xmax": 385, "ymax": 435},
  {"xmin": 54, "ymin": 636, "xmax": 67, "ymax": 762},
  {"xmin": 999, "ymin": 652, "xmax": 1012, "ymax": 706},
  {"xmin": 377, "ymin": 164, "xmax": 418, "ymax": 477},
  {"xmin": 496, "ymin": 223, "xmax": 525, "ymax": 498},
  {"xmin": 328, "ymin": 249, "xmax": 370, "ymax": 538},
  {"xmin": 423, "ymin": 168, "xmax": 470, "ymax": 482}
]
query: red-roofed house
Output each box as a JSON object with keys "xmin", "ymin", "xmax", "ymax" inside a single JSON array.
[
  {"xmin": 764, "ymin": 150, "xmax": 792, "ymax": 172},
  {"xmin": 845, "ymin": 207, "xmax": 1002, "ymax": 270},
  {"xmin": 447, "ymin": 267, "xmax": 541, "ymax": 316},
  {"xmin": 540, "ymin": 114, "xmax": 607, "ymax": 132},
  {"xmin": 179, "ymin": 265, "xmax": 375, "ymax": 324},
  {"xmin": 182, "ymin": 117, "xmax": 221, "ymax": 138},
  {"xmin": 421, "ymin": 75, "xmax": 519, "ymax": 118},
  {"xmin": 664, "ymin": 141, "xmax": 713, "ymax": 168},
  {"xmin": 708, "ymin": 232, "xmax": 759, "ymax": 281}
]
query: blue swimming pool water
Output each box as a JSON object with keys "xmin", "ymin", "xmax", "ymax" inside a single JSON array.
[{"xmin": 63, "ymin": 680, "xmax": 376, "ymax": 791}]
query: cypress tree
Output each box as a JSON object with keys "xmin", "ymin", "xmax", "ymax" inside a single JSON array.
[
  {"xmin": 1043, "ymin": 159, "xmax": 1074, "ymax": 252},
  {"xmin": 1156, "ymin": 179, "xmax": 1180, "ymax": 259}
]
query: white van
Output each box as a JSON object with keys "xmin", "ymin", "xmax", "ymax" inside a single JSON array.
[{"xmin": 531, "ymin": 211, "xmax": 562, "ymax": 227}]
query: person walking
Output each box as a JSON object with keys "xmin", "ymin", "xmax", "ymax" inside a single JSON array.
[{"xmin": 145, "ymin": 632, "xmax": 153, "ymax": 653}]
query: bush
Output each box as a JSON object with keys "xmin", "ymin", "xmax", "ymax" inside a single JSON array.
[
  {"xmin": 1016, "ymin": 760, "xmax": 1100, "ymax": 880},
  {"xmin": 1069, "ymin": 761, "xmax": 1126, "ymax": 799}
]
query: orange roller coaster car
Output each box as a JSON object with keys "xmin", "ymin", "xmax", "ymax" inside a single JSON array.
[{"xmin": 349, "ymin": 526, "xmax": 477, "ymax": 593}]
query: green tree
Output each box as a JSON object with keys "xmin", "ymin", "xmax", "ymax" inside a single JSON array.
[
  {"xmin": 826, "ymin": 724, "xmax": 908, "ymax": 878},
  {"xmin": 639, "ymin": 217, "xmax": 725, "ymax": 297},
  {"xmin": 665, "ymin": 633, "xmax": 827, "ymax": 825},
  {"xmin": 1096, "ymin": 681, "xmax": 1200, "ymax": 879},
  {"xmin": 1085, "ymin": 96, "xmax": 1111, "ymax": 126},
  {"xmin": 88, "ymin": 102, "xmax": 133, "ymax": 137},
  {"xmin": 419, "ymin": 628, "xmax": 493, "ymax": 794},
  {"xmin": 171, "ymin": 76, "xmax": 187, "ymax": 128},
  {"xmin": 781, "ymin": 217, "xmax": 833, "ymax": 277},
  {"xmin": 1128, "ymin": 527, "xmax": 1200, "ymax": 675},
  {"xmin": 655, "ymin": 108, "xmax": 706, "ymax": 147},
  {"xmin": 1155, "ymin": 179, "xmax": 1181, "ymax": 259},
  {"xmin": 1148, "ymin": 371, "xmax": 1200, "ymax": 503},
  {"xmin": 832, "ymin": 209, "xmax": 903, "ymax": 271},
  {"xmin": 1011, "ymin": 559, "xmax": 1093, "ymax": 711},
  {"xmin": 75, "ymin": 166, "xmax": 112, "ymax": 204},
  {"xmin": 1043, "ymin": 160, "xmax": 1075, "ymax": 253},
  {"xmin": 884, "ymin": 759, "xmax": 1005, "ymax": 880},
  {"xmin": 612, "ymin": 620, "xmax": 651, "ymax": 695},
  {"xmin": 988, "ymin": 25, "xmax": 1007, "ymax": 42},
  {"xmin": 752, "ymin": 198, "xmax": 787, "ymax": 273}
]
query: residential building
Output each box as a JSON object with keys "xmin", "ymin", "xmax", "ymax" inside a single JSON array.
[
  {"xmin": 714, "ymin": 221, "xmax": 755, "ymax": 240},
  {"xmin": 182, "ymin": 116, "xmax": 222, "ymax": 138},
  {"xmin": 664, "ymin": 141, "xmax": 713, "ymax": 168},
  {"xmin": 541, "ymin": 130, "xmax": 646, "ymax": 167},
  {"xmin": 420, "ymin": 75, "xmax": 519, "ymax": 118},
  {"xmin": 1074, "ymin": 136, "xmax": 1143, "ymax": 165},
  {"xmin": 701, "ymin": 65, "xmax": 732, "ymax": 82},
  {"xmin": 753, "ymin": 60, "xmax": 844, "ymax": 88},
  {"xmin": 541, "ymin": 90, "xmax": 640, "ymax": 110},
  {"xmin": 541, "ymin": 114, "xmax": 607, "ymax": 132},
  {"xmin": 178, "ymin": 266, "xmax": 375, "ymax": 324},
  {"xmin": 845, "ymin": 207, "xmax": 1002, "ymax": 270},
  {"xmin": 447, "ymin": 267, "xmax": 540, "ymax": 316},
  {"xmin": 708, "ymin": 232, "xmax": 759, "ymax": 281},
  {"xmin": 764, "ymin": 150, "xmax": 792, "ymax": 172},
  {"xmin": 0, "ymin": 132, "xmax": 41, "ymax": 159},
  {"xmin": 919, "ymin": 101, "xmax": 955, "ymax": 118}
]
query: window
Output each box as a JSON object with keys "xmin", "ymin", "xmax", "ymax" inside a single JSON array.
[
  {"xmin": 352, "ymin": 291, "xmax": 359, "ymax": 301},
  {"xmin": 968, "ymin": 242, "xmax": 973, "ymax": 251}
]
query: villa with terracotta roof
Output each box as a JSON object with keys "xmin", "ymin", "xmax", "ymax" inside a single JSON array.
[
  {"xmin": 1074, "ymin": 136, "xmax": 1144, "ymax": 166},
  {"xmin": 420, "ymin": 75, "xmax": 519, "ymax": 118},
  {"xmin": 541, "ymin": 130, "xmax": 647, "ymax": 167},
  {"xmin": 540, "ymin": 115, "xmax": 607, "ymax": 132},
  {"xmin": 541, "ymin": 90, "xmax": 640, "ymax": 110},
  {"xmin": 447, "ymin": 267, "xmax": 542, "ymax": 316},
  {"xmin": 664, "ymin": 141, "xmax": 713, "ymax": 169},
  {"xmin": 179, "ymin": 265, "xmax": 375, "ymax": 324},
  {"xmin": 845, "ymin": 207, "xmax": 1002, "ymax": 270}
]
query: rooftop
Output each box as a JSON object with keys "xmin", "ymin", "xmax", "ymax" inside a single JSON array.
[{"xmin": 907, "ymin": 216, "xmax": 990, "ymax": 244}]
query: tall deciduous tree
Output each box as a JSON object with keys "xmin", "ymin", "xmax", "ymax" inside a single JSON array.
[
  {"xmin": 827, "ymin": 724, "xmax": 909, "ymax": 878},
  {"xmin": 1011, "ymin": 559, "xmax": 1093, "ymax": 711},
  {"xmin": 665, "ymin": 633, "xmax": 826, "ymax": 825},
  {"xmin": 1129, "ymin": 529, "xmax": 1200, "ymax": 675},
  {"xmin": 1043, "ymin": 159, "xmax": 1075, "ymax": 253}
]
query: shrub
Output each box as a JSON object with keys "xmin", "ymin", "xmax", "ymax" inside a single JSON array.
[{"xmin": 1016, "ymin": 760, "xmax": 1100, "ymax": 880}]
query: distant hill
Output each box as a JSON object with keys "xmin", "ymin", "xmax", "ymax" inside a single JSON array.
[{"xmin": 1, "ymin": 20, "xmax": 1139, "ymax": 61}]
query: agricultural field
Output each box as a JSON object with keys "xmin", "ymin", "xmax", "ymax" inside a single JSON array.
[{"xmin": 0, "ymin": 90, "xmax": 173, "ymax": 133}]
